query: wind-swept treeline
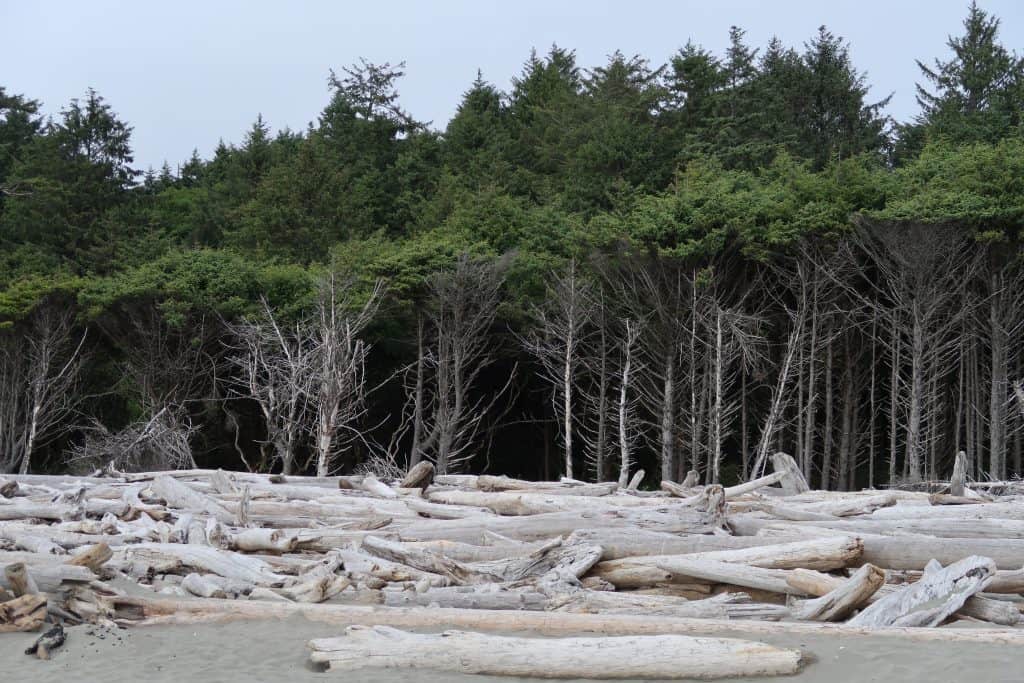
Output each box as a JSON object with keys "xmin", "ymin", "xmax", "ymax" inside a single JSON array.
[{"xmin": 1, "ymin": 3, "xmax": 1023, "ymax": 488}]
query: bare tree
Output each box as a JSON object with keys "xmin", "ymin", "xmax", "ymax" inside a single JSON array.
[
  {"xmin": 577, "ymin": 286, "xmax": 615, "ymax": 481},
  {"xmin": 522, "ymin": 260, "xmax": 592, "ymax": 480},
  {"xmin": 410, "ymin": 255, "xmax": 511, "ymax": 474},
  {"xmin": 225, "ymin": 299, "xmax": 313, "ymax": 474},
  {"xmin": 95, "ymin": 305, "xmax": 224, "ymax": 471},
  {"xmin": 844, "ymin": 221, "xmax": 979, "ymax": 483},
  {"xmin": 983, "ymin": 255, "xmax": 1024, "ymax": 480},
  {"xmin": 67, "ymin": 407, "xmax": 198, "ymax": 474},
  {"xmin": 598, "ymin": 254, "xmax": 696, "ymax": 484},
  {"xmin": 0, "ymin": 304, "xmax": 87, "ymax": 473},
  {"xmin": 309, "ymin": 274, "xmax": 384, "ymax": 476},
  {"xmin": 616, "ymin": 318, "xmax": 643, "ymax": 487}
]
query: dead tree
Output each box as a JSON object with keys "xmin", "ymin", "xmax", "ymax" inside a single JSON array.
[
  {"xmin": 616, "ymin": 318, "xmax": 643, "ymax": 487},
  {"xmin": 310, "ymin": 274, "xmax": 384, "ymax": 477},
  {"xmin": 844, "ymin": 221, "xmax": 979, "ymax": 483},
  {"xmin": 67, "ymin": 407, "xmax": 198, "ymax": 473},
  {"xmin": 97, "ymin": 305, "xmax": 223, "ymax": 470},
  {"xmin": 522, "ymin": 260, "xmax": 592, "ymax": 480},
  {"xmin": 983, "ymin": 255, "xmax": 1024, "ymax": 480},
  {"xmin": 578, "ymin": 288, "xmax": 614, "ymax": 481},
  {"xmin": 411, "ymin": 255, "xmax": 510, "ymax": 474},
  {"xmin": 225, "ymin": 299, "xmax": 313, "ymax": 475},
  {"xmin": 0, "ymin": 304, "xmax": 87, "ymax": 473},
  {"xmin": 601, "ymin": 255, "xmax": 693, "ymax": 484},
  {"xmin": 750, "ymin": 264, "xmax": 808, "ymax": 480}
]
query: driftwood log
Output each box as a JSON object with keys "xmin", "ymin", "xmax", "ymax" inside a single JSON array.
[{"xmin": 308, "ymin": 625, "xmax": 804, "ymax": 679}]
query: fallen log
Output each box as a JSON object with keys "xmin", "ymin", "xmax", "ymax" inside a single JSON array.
[
  {"xmin": 732, "ymin": 516, "xmax": 1024, "ymax": 569},
  {"xmin": 67, "ymin": 542, "xmax": 113, "ymax": 572},
  {"xmin": 113, "ymin": 543, "xmax": 289, "ymax": 586},
  {"xmin": 399, "ymin": 462, "xmax": 434, "ymax": 490},
  {"xmin": 356, "ymin": 475, "xmax": 398, "ymax": 499},
  {"xmin": 593, "ymin": 556, "xmax": 817, "ymax": 595},
  {"xmin": 382, "ymin": 585, "xmax": 549, "ymax": 610},
  {"xmin": 105, "ymin": 595, "xmax": 1024, "ymax": 643},
  {"xmin": 550, "ymin": 590, "xmax": 788, "ymax": 620},
  {"xmin": 4, "ymin": 562, "xmax": 39, "ymax": 596},
  {"xmin": 228, "ymin": 528, "xmax": 299, "ymax": 554},
  {"xmin": 788, "ymin": 564, "xmax": 885, "ymax": 621},
  {"xmin": 849, "ymin": 555, "xmax": 996, "ymax": 628},
  {"xmin": 591, "ymin": 536, "xmax": 862, "ymax": 587},
  {"xmin": 0, "ymin": 593, "xmax": 47, "ymax": 632},
  {"xmin": 771, "ymin": 453, "xmax": 809, "ymax": 495},
  {"xmin": 0, "ymin": 477, "xmax": 19, "ymax": 498},
  {"xmin": 150, "ymin": 475, "xmax": 234, "ymax": 524},
  {"xmin": 279, "ymin": 575, "xmax": 351, "ymax": 603},
  {"xmin": 181, "ymin": 572, "xmax": 227, "ymax": 599},
  {"xmin": 307, "ymin": 625, "xmax": 804, "ymax": 679}
]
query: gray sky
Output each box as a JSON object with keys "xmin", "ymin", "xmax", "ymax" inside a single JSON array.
[{"xmin": 3, "ymin": 0, "xmax": 1022, "ymax": 171}]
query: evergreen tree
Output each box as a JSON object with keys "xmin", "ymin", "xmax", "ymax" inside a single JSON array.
[
  {"xmin": 913, "ymin": 1, "xmax": 1024, "ymax": 146},
  {"xmin": 0, "ymin": 87, "xmax": 42, "ymax": 193}
]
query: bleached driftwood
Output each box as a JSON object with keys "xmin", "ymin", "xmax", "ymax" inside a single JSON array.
[
  {"xmin": 67, "ymin": 542, "xmax": 113, "ymax": 572},
  {"xmin": 382, "ymin": 585, "xmax": 549, "ymax": 610},
  {"xmin": 307, "ymin": 625, "xmax": 804, "ymax": 679},
  {"xmin": 114, "ymin": 543, "xmax": 288, "ymax": 586},
  {"xmin": 789, "ymin": 564, "xmax": 885, "ymax": 621},
  {"xmin": 181, "ymin": 572, "xmax": 227, "ymax": 599},
  {"xmin": 356, "ymin": 475, "xmax": 398, "ymax": 499},
  {"xmin": 399, "ymin": 462, "xmax": 434, "ymax": 490},
  {"xmin": 592, "ymin": 536, "xmax": 862, "ymax": 588},
  {"xmin": 150, "ymin": 475, "xmax": 234, "ymax": 524},
  {"xmin": 106, "ymin": 594, "xmax": 1024, "ymax": 643},
  {"xmin": 0, "ymin": 593, "xmax": 47, "ymax": 632},
  {"xmin": 771, "ymin": 452, "xmax": 809, "ymax": 495},
  {"xmin": 848, "ymin": 555, "xmax": 996, "ymax": 628}
]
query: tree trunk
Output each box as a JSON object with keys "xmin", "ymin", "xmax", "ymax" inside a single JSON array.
[{"xmin": 660, "ymin": 354, "xmax": 675, "ymax": 483}]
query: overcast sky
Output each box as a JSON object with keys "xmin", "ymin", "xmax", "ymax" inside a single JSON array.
[{"xmin": 3, "ymin": 0, "xmax": 1022, "ymax": 170}]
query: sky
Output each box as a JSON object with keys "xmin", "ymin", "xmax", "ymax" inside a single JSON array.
[{"xmin": 2, "ymin": 0, "xmax": 1022, "ymax": 171}]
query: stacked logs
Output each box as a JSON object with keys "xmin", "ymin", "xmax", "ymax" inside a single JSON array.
[{"xmin": 2, "ymin": 452, "xmax": 1024, "ymax": 677}]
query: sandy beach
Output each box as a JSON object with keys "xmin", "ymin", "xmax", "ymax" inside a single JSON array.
[{"xmin": 3, "ymin": 616, "xmax": 1022, "ymax": 683}]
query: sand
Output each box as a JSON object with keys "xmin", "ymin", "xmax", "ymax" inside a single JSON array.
[{"xmin": 2, "ymin": 617, "xmax": 1021, "ymax": 683}]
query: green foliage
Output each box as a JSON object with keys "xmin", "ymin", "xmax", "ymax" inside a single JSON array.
[
  {"xmin": 879, "ymin": 134, "xmax": 1024, "ymax": 237},
  {"xmin": 914, "ymin": 1, "xmax": 1024, "ymax": 146}
]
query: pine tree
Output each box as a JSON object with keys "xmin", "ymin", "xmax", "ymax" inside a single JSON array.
[{"xmin": 914, "ymin": 2, "xmax": 1023, "ymax": 144}]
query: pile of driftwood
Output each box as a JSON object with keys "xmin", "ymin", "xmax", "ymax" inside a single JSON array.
[{"xmin": 3, "ymin": 452, "xmax": 1024, "ymax": 678}]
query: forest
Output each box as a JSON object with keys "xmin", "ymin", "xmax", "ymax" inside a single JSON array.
[{"xmin": 1, "ymin": 3, "xmax": 1023, "ymax": 491}]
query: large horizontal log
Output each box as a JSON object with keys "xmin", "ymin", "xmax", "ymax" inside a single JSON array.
[
  {"xmin": 771, "ymin": 517, "xmax": 1024, "ymax": 539},
  {"xmin": 0, "ymin": 560, "xmax": 94, "ymax": 593},
  {"xmin": 396, "ymin": 509, "xmax": 716, "ymax": 543},
  {"xmin": 550, "ymin": 590, "xmax": 789, "ymax": 620},
  {"xmin": 425, "ymin": 490, "xmax": 673, "ymax": 515},
  {"xmin": 0, "ymin": 499, "xmax": 77, "ymax": 521},
  {"xmin": 870, "ymin": 502, "xmax": 1024, "ymax": 521},
  {"xmin": 593, "ymin": 557, "xmax": 819, "ymax": 595},
  {"xmin": 591, "ymin": 537, "xmax": 862, "ymax": 588},
  {"xmin": 106, "ymin": 595, "xmax": 1024, "ymax": 643},
  {"xmin": 731, "ymin": 515, "xmax": 1024, "ymax": 569},
  {"xmin": 474, "ymin": 475, "xmax": 618, "ymax": 496},
  {"xmin": 568, "ymin": 529, "xmax": 793, "ymax": 560},
  {"xmin": 403, "ymin": 538, "xmax": 547, "ymax": 562},
  {"xmin": 112, "ymin": 543, "xmax": 289, "ymax": 586},
  {"xmin": 307, "ymin": 625, "xmax": 804, "ymax": 679},
  {"xmin": 382, "ymin": 585, "xmax": 549, "ymax": 610}
]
